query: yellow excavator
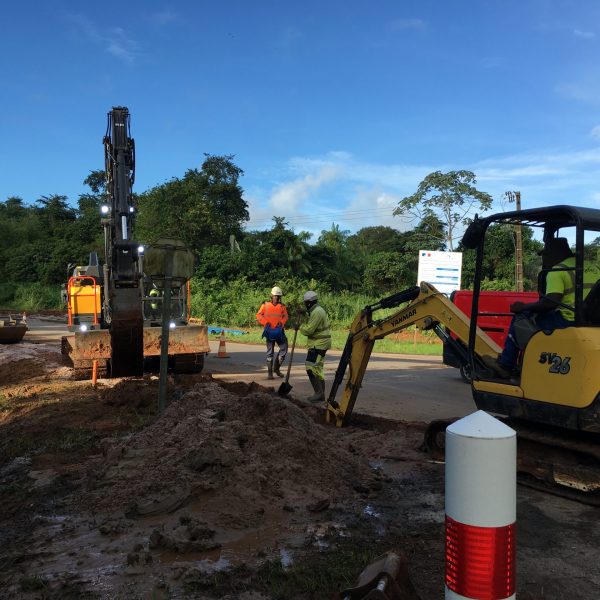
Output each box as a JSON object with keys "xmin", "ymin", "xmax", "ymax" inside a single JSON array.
[{"xmin": 326, "ymin": 205, "xmax": 600, "ymax": 501}]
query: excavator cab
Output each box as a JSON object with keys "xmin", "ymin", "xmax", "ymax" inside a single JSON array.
[{"xmin": 463, "ymin": 205, "xmax": 600, "ymax": 433}]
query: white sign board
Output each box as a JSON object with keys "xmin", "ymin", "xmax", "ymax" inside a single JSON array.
[{"xmin": 417, "ymin": 250, "xmax": 462, "ymax": 295}]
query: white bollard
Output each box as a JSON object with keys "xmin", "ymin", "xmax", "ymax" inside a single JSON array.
[{"xmin": 445, "ymin": 410, "xmax": 516, "ymax": 600}]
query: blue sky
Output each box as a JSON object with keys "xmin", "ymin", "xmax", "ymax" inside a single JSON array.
[{"xmin": 1, "ymin": 0, "xmax": 599, "ymax": 242}]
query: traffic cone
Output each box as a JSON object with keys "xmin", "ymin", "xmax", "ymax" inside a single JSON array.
[{"xmin": 215, "ymin": 331, "xmax": 230, "ymax": 358}]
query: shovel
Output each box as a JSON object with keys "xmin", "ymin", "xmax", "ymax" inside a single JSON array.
[{"xmin": 278, "ymin": 327, "xmax": 299, "ymax": 397}]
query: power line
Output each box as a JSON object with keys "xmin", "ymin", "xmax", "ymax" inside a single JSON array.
[{"xmin": 246, "ymin": 206, "xmax": 403, "ymax": 229}]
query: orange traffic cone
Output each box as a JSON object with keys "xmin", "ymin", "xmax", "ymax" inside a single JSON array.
[{"xmin": 215, "ymin": 331, "xmax": 230, "ymax": 358}]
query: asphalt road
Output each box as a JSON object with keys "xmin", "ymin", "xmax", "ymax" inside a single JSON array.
[{"xmin": 25, "ymin": 316, "xmax": 475, "ymax": 423}]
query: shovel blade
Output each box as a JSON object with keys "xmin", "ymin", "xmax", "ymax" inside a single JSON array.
[{"xmin": 278, "ymin": 381, "xmax": 293, "ymax": 397}]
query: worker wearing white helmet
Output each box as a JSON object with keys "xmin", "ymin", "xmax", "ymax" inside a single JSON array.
[
  {"xmin": 256, "ymin": 286, "xmax": 289, "ymax": 380},
  {"xmin": 297, "ymin": 290, "xmax": 331, "ymax": 403}
]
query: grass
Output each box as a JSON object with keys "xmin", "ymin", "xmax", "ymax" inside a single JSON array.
[
  {"xmin": 0, "ymin": 428, "xmax": 97, "ymax": 462},
  {"xmin": 210, "ymin": 326, "xmax": 443, "ymax": 356},
  {"xmin": 20, "ymin": 575, "xmax": 49, "ymax": 592},
  {"xmin": 0, "ymin": 393, "xmax": 15, "ymax": 413},
  {"xmin": 182, "ymin": 534, "xmax": 395, "ymax": 599}
]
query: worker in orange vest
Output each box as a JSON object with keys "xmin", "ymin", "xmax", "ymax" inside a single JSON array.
[{"xmin": 256, "ymin": 286, "xmax": 289, "ymax": 379}]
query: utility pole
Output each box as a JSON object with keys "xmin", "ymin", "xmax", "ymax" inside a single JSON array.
[
  {"xmin": 514, "ymin": 192, "xmax": 523, "ymax": 292},
  {"xmin": 505, "ymin": 191, "xmax": 524, "ymax": 291}
]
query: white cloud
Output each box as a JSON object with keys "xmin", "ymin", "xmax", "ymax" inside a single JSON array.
[
  {"xmin": 574, "ymin": 29, "xmax": 595, "ymax": 39},
  {"xmin": 269, "ymin": 165, "xmax": 339, "ymax": 213},
  {"xmin": 246, "ymin": 144, "xmax": 600, "ymax": 235},
  {"xmin": 66, "ymin": 14, "xmax": 140, "ymax": 64},
  {"xmin": 591, "ymin": 125, "xmax": 600, "ymax": 140}
]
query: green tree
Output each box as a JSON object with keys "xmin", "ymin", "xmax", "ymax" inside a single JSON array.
[
  {"xmin": 394, "ymin": 170, "xmax": 492, "ymax": 250},
  {"xmin": 348, "ymin": 226, "xmax": 405, "ymax": 256},
  {"xmin": 364, "ymin": 251, "xmax": 413, "ymax": 293},
  {"xmin": 314, "ymin": 224, "xmax": 361, "ymax": 290},
  {"xmin": 459, "ymin": 224, "xmax": 542, "ymax": 290},
  {"xmin": 135, "ymin": 155, "xmax": 249, "ymax": 251}
]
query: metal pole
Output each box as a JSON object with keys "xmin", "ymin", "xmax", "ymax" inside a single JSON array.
[
  {"xmin": 514, "ymin": 192, "xmax": 524, "ymax": 292},
  {"xmin": 158, "ymin": 249, "xmax": 174, "ymax": 414}
]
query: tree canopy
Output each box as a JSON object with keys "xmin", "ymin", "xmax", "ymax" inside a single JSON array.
[
  {"xmin": 393, "ymin": 170, "xmax": 493, "ymax": 251},
  {"xmin": 1, "ymin": 158, "xmax": 559, "ymax": 307}
]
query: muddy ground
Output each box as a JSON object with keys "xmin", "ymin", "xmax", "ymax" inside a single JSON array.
[{"xmin": 1, "ymin": 339, "xmax": 600, "ymax": 599}]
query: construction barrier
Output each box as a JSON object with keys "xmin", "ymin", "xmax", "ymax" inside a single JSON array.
[
  {"xmin": 215, "ymin": 331, "xmax": 230, "ymax": 358},
  {"xmin": 445, "ymin": 410, "xmax": 516, "ymax": 600}
]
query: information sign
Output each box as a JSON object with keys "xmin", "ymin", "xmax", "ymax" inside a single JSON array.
[{"xmin": 417, "ymin": 250, "xmax": 462, "ymax": 295}]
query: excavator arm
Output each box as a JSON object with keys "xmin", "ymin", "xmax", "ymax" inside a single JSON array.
[
  {"xmin": 102, "ymin": 107, "xmax": 144, "ymax": 376},
  {"xmin": 325, "ymin": 282, "xmax": 502, "ymax": 427}
]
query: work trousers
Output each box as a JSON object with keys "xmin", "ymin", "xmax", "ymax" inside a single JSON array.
[
  {"xmin": 266, "ymin": 334, "xmax": 288, "ymax": 362},
  {"xmin": 499, "ymin": 310, "xmax": 571, "ymax": 370},
  {"xmin": 305, "ymin": 347, "xmax": 327, "ymax": 381}
]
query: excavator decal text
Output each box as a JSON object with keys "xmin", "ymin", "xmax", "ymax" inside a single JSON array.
[
  {"xmin": 390, "ymin": 309, "xmax": 417, "ymax": 327},
  {"xmin": 539, "ymin": 352, "xmax": 571, "ymax": 375}
]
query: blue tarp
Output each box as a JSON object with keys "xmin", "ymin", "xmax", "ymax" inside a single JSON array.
[{"xmin": 208, "ymin": 326, "xmax": 248, "ymax": 336}]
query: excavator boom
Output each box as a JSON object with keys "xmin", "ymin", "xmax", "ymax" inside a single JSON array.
[
  {"xmin": 325, "ymin": 282, "xmax": 501, "ymax": 427},
  {"xmin": 103, "ymin": 107, "xmax": 144, "ymax": 376}
]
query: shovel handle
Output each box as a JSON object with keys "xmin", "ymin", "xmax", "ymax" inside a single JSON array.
[{"xmin": 284, "ymin": 328, "xmax": 298, "ymax": 384}]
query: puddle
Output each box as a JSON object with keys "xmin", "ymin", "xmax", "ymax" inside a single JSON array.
[
  {"xmin": 363, "ymin": 504, "xmax": 381, "ymax": 518},
  {"xmin": 279, "ymin": 547, "xmax": 293, "ymax": 568}
]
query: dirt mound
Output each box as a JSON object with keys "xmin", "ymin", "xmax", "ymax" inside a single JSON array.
[
  {"xmin": 0, "ymin": 342, "xmax": 65, "ymax": 385},
  {"xmin": 102, "ymin": 378, "xmax": 159, "ymax": 408},
  {"xmin": 85, "ymin": 382, "xmax": 376, "ymax": 524}
]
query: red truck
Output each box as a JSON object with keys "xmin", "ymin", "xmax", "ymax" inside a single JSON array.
[{"xmin": 443, "ymin": 290, "xmax": 538, "ymax": 381}]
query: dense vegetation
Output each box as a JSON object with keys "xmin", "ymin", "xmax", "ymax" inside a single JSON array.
[{"xmin": 1, "ymin": 156, "xmax": 545, "ymax": 323}]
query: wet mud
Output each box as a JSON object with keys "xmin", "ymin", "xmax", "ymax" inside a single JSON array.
[{"xmin": 1, "ymin": 342, "xmax": 600, "ymax": 599}]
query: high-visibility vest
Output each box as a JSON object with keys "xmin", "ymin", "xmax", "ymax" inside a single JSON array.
[
  {"xmin": 256, "ymin": 301, "xmax": 288, "ymax": 328},
  {"xmin": 149, "ymin": 288, "xmax": 160, "ymax": 311},
  {"xmin": 547, "ymin": 256, "xmax": 600, "ymax": 320}
]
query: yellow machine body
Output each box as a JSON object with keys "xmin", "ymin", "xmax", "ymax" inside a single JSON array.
[{"xmin": 69, "ymin": 281, "xmax": 102, "ymax": 325}]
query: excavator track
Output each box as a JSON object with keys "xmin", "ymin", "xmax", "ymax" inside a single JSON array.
[{"xmin": 423, "ymin": 417, "xmax": 600, "ymax": 506}]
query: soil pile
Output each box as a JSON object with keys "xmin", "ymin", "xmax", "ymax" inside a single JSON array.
[
  {"xmin": 85, "ymin": 382, "xmax": 377, "ymax": 525},
  {"xmin": 0, "ymin": 341, "xmax": 66, "ymax": 385}
]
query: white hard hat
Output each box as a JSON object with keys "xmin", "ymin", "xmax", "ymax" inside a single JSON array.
[
  {"xmin": 271, "ymin": 286, "xmax": 283, "ymax": 296},
  {"xmin": 303, "ymin": 290, "xmax": 318, "ymax": 302}
]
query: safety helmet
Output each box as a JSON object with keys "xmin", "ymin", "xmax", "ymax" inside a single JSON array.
[
  {"xmin": 303, "ymin": 290, "xmax": 318, "ymax": 303},
  {"xmin": 271, "ymin": 286, "xmax": 283, "ymax": 296}
]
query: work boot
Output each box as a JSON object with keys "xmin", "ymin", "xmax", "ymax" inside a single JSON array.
[
  {"xmin": 481, "ymin": 355, "xmax": 512, "ymax": 379},
  {"xmin": 274, "ymin": 357, "xmax": 284, "ymax": 377},
  {"xmin": 306, "ymin": 371, "xmax": 325, "ymax": 403},
  {"xmin": 267, "ymin": 359, "xmax": 274, "ymax": 380}
]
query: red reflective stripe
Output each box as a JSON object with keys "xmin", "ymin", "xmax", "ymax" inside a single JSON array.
[{"xmin": 445, "ymin": 515, "xmax": 516, "ymax": 599}]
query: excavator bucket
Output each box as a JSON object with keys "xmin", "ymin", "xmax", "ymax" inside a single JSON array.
[
  {"xmin": 61, "ymin": 324, "xmax": 209, "ymax": 374},
  {"xmin": 0, "ymin": 318, "xmax": 27, "ymax": 344}
]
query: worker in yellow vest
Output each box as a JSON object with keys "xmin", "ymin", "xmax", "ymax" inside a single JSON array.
[{"xmin": 485, "ymin": 237, "xmax": 600, "ymax": 378}]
